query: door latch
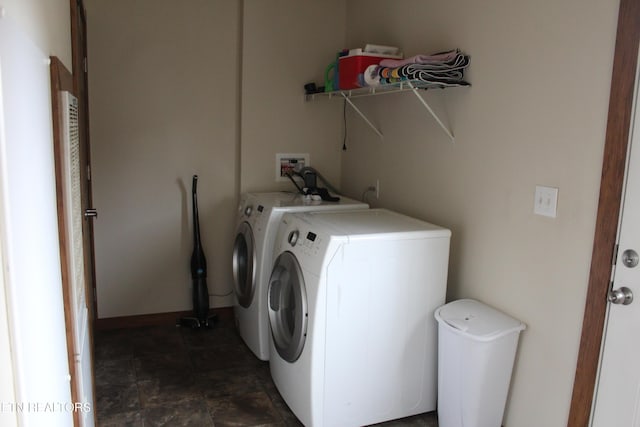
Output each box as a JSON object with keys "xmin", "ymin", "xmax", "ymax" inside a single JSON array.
[{"xmin": 608, "ymin": 286, "xmax": 633, "ymax": 305}]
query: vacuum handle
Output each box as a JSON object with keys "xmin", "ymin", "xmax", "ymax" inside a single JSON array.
[
  {"xmin": 192, "ymin": 175, "xmax": 198, "ymax": 194},
  {"xmin": 192, "ymin": 174, "xmax": 201, "ymax": 248}
]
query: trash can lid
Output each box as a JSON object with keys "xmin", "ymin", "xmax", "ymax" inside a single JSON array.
[{"xmin": 434, "ymin": 299, "xmax": 526, "ymax": 342}]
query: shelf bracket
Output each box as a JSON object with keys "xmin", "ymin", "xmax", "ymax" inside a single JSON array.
[
  {"xmin": 406, "ymin": 80, "xmax": 455, "ymax": 142},
  {"xmin": 340, "ymin": 92, "xmax": 383, "ymax": 138},
  {"xmin": 309, "ymin": 80, "xmax": 463, "ymax": 142}
]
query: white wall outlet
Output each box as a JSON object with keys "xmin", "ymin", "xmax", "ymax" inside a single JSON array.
[
  {"xmin": 534, "ymin": 185, "xmax": 559, "ymax": 218},
  {"xmin": 276, "ymin": 153, "xmax": 309, "ymax": 182},
  {"xmin": 366, "ymin": 179, "xmax": 380, "ymax": 199}
]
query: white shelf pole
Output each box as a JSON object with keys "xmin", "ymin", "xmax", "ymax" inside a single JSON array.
[
  {"xmin": 406, "ymin": 81, "xmax": 455, "ymax": 142},
  {"xmin": 340, "ymin": 92, "xmax": 383, "ymax": 138}
]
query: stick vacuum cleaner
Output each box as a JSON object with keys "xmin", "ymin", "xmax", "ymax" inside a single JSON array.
[{"xmin": 177, "ymin": 175, "xmax": 217, "ymax": 329}]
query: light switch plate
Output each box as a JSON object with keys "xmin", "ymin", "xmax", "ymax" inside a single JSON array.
[{"xmin": 534, "ymin": 185, "xmax": 558, "ymax": 218}]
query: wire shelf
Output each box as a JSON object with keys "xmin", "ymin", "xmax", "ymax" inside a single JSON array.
[{"xmin": 305, "ymin": 80, "xmax": 469, "ymax": 142}]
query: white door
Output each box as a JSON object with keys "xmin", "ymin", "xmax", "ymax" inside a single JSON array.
[
  {"xmin": 59, "ymin": 90, "xmax": 95, "ymax": 427},
  {"xmin": 591, "ymin": 48, "xmax": 640, "ymax": 427}
]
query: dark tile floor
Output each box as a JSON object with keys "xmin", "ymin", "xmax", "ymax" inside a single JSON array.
[{"xmin": 94, "ymin": 317, "xmax": 439, "ymax": 426}]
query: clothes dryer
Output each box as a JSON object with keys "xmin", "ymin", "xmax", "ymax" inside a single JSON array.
[
  {"xmin": 267, "ymin": 208, "xmax": 451, "ymax": 426},
  {"xmin": 232, "ymin": 191, "xmax": 368, "ymax": 360}
]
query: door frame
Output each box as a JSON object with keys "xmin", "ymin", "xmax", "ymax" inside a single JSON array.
[
  {"xmin": 50, "ymin": 55, "xmax": 81, "ymax": 427},
  {"xmin": 70, "ymin": 0, "xmax": 97, "ymax": 321},
  {"xmin": 68, "ymin": 1, "xmax": 97, "ymax": 425},
  {"xmin": 568, "ymin": 0, "xmax": 640, "ymax": 424}
]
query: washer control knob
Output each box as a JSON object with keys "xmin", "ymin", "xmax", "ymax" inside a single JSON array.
[
  {"xmin": 244, "ymin": 206, "xmax": 253, "ymax": 217},
  {"xmin": 288, "ymin": 230, "xmax": 299, "ymax": 247}
]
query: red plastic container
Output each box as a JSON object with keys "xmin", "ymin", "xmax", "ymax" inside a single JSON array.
[{"xmin": 339, "ymin": 54, "xmax": 389, "ymax": 90}]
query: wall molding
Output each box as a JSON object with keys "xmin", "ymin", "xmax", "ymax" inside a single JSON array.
[{"xmin": 95, "ymin": 307, "xmax": 234, "ymax": 330}]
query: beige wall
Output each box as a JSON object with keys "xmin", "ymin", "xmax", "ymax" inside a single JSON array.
[
  {"xmin": 240, "ymin": 0, "xmax": 346, "ymax": 192},
  {"xmin": 88, "ymin": 0, "xmax": 347, "ymax": 318},
  {"xmin": 86, "ymin": 0, "xmax": 241, "ymax": 317},
  {"xmin": 341, "ymin": 1, "xmax": 619, "ymax": 426}
]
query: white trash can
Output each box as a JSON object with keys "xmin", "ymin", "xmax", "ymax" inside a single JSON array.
[{"xmin": 434, "ymin": 299, "xmax": 526, "ymax": 427}]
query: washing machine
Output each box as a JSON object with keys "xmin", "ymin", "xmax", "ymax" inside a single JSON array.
[
  {"xmin": 232, "ymin": 191, "xmax": 368, "ymax": 361},
  {"xmin": 267, "ymin": 208, "xmax": 451, "ymax": 426}
]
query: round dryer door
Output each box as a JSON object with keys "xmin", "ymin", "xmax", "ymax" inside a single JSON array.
[
  {"xmin": 233, "ymin": 222, "xmax": 256, "ymax": 308},
  {"xmin": 268, "ymin": 251, "xmax": 308, "ymax": 362}
]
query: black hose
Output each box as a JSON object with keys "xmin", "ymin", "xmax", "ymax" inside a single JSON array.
[
  {"xmin": 285, "ymin": 172, "xmax": 305, "ymax": 194},
  {"xmin": 298, "ymin": 166, "xmax": 340, "ymax": 195}
]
